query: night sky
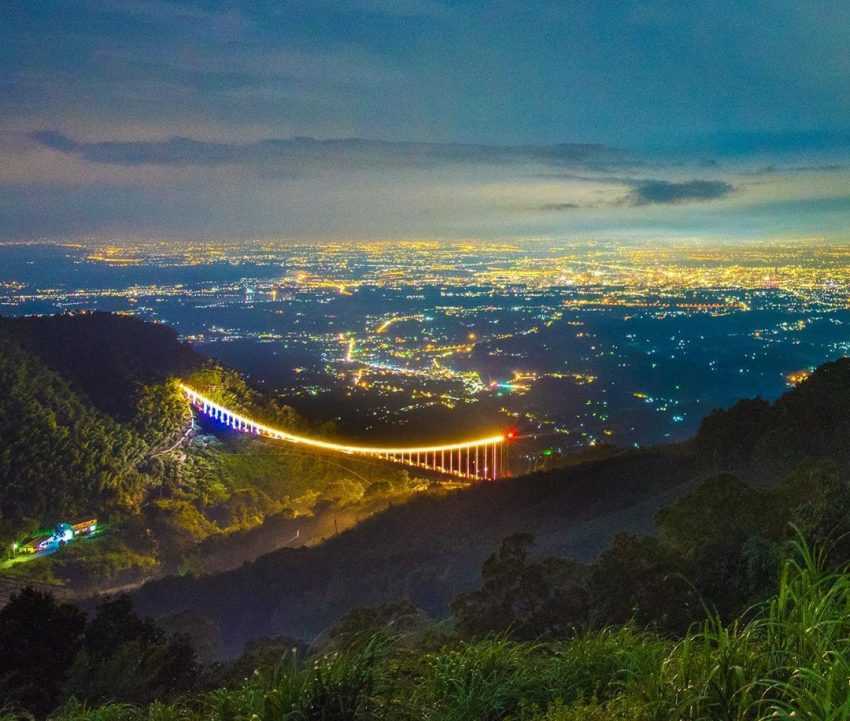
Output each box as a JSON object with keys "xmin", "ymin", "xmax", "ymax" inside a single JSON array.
[{"xmin": 2, "ymin": 0, "xmax": 849, "ymax": 241}]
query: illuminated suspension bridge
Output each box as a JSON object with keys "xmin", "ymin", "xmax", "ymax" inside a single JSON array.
[{"xmin": 180, "ymin": 384, "xmax": 508, "ymax": 481}]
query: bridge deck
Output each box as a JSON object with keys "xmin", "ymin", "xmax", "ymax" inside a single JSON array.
[{"xmin": 180, "ymin": 384, "xmax": 506, "ymax": 480}]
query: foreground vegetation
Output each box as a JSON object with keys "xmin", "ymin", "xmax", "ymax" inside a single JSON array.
[
  {"xmin": 4, "ymin": 536, "xmax": 850, "ymax": 720},
  {"xmin": 6, "ymin": 314, "xmax": 850, "ymax": 718}
]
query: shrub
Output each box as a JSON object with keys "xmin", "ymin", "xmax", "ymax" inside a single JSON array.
[
  {"xmin": 206, "ymin": 636, "xmax": 389, "ymax": 721},
  {"xmin": 543, "ymin": 626, "xmax": 668, "ymax": 707},
  {"xmin": 412, "ymin": 638, "xmax": 546, "ymax": 721}
]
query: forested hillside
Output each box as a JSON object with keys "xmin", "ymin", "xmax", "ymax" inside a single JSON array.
[
  {"xmin": 0, "ymin": 313, "xmax": 201, "ymax": 422},
  {"xmin": 7, "ymin": 535, "xmax": 850, "ymax": 721},
  {"xmin": 696, "ymin": 357, "xmax": 850, "ymax": 480},
  {"xmin": 132, "ymin": 447, "xmax": 699, "ymax": 652},
  {"xmin": 0, "ymin": 334, "xmax": 151, "ymax": 527},
  {"xmin": 4, "ymin": 318, "xmax": 850, "ymax": 719},
  {"xmin": 0, "ymin": 313, "xmax": 424, "ymax": 591},
  {"xmin": 133, "ymin": 358, "xmax": 850, "ymax": 652},
  {"xmin": 6, "ymin": 311, "xmax": 850, "ymax": 655}
]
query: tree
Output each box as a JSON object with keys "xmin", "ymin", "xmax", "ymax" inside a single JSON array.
[
  {"xmin": 452, "ymin": 533, "xmax": 589, "ymax": 640},
  {"xmin": 764, "ymin": 358, "xmax": 850, "ymax": 466},
  {"xmin": 0, "ymin": 333, "xmax": 152, "ymax": 522},
  {"xmin": 326, "ymin": 600, "xmax": 427, "ymax": 648},
  {"xmin": 64, "ymin": 595, "xmax": 199, "ymax": 705},
  {"xmin": 587, "ymin": 534, "xmax": 696, "ymax": 634},
  {"xmin": 260, "ymin": 398, "xmax": 304, "ymax": 431},
  {"xmin": 695, "ymin": 398, "xmax": 772, "ymax": 471},
  {"xmin": 183, "ymin": 365, "xmax": 254, "ymax": 412},
  {"xmin": 0, "ymin": 587, "xmax": 86, "ymax": 716},
  {"xmin": 687, "ymin": 535, "xmax": 780, "ymax": 619},
  {"xmin": 781, "ymin": 459, "xmax": 850, "ymax": 564},
  {"xmin": 81, "ymin": 595, "xmax": 161, "ymax": 661},
  {"xmin": 656, "ymin": 474, "xmax": 771, "ymax": 557},
  {"xmin": 133, "ymin": 379, "xmax": 188, "ymax": 448}
]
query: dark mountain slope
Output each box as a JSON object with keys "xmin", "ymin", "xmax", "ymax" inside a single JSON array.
[
  {"xmin": 696, "ymin": 357, "xmax": 850, "ymax": 482},
  {"xmin": 5, "ymin": 311, "xmax": 848, "ymax": 655},
  {"xmin": 0, "ymin": 312, "xmax": 202, "ymax": 421},
  {"xmin": 0, "ymin": 335, "xmax": 149, "ymax": 524},
  {"xmin": 0, "ymin": 312, "xmax": 204, "ymax": 547},
  {"xmin": 134, "ymin": 446, "xmax": 701, "ymax": 652},
  {"xmin": 0, "ymin": 314, "xmax": 427, "ymax": 594},
  {"xmin": 132, "ymin": 358, "xmax": 850, "ymax": 653}
]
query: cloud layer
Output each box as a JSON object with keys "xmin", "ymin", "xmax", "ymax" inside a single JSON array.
[
  {"xmin": 628, "ymin": 180, "xmax": 735, "ymax": 206},
  {"xmin": 31, "ymin": 131, "xmax": 622, "ymax": 172},
  {"xmin": 2, "ymin": 1, "xmax": 850, "ymax": 240},
  {"xmin": 10, "ymin": 127, "xmax": 849, "ymax": 241}
]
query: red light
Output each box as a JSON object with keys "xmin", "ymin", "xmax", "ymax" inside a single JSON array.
[{"xmin": 506, "ymin": 431, "xmax": 515, "ymax": 439}]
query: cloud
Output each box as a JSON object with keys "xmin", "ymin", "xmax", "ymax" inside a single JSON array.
[
  {"xmin": 526, "ymin": 176, "xmax": 736, "ymax": 213},
  {"xmin": 31, "ymin": 131, "xmax": 79, "ymax": 154},
  {"xmin": 304, "ymin": 0, "xmax": 452, "ymax": 18},
  {"xmin": 29, "ymin": 131, "xmax": 740, "ymax": 220},
  {"xmin": 626, "ymin": 179, "xmax": 734, "ymax": 206},
  {"xmin": 536, "ymin": 202, "xmax": 582, "ymax": 212},
  {"xmin": 30, "ymin": 130, "xmax": 625, "ymax": 174},
  {"xmin": 750, "ymin": 163, "xmax": 846, "ymax": 176}
]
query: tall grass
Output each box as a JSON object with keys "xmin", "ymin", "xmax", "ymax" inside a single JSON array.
[
  {"xmin": 544, "ymin": 625, "xmax": 668, "ymax": 706},
  {"xmin": 205, "ymin": 635, "xmax": 388, "ymax": 721},
  {"xmin": 48, "ymin": 702, "xmax": 140, "ymax": 721},
  {"xmin": 627, "ymin": 534, "xmax": 850, "ymax": 721},
  {"xmin": 757, "ymin": 536, "xmax": 850, "ymax": 720},
  {"xmin": 412, "ymin": 637, "xmax": 542, "ymax": 721},
  {"xmin": 34, "ymin": 536, "xmax": 850, "ymax": 721},
  {"xmin": 406, "ymin": 627, "xmax": 667, "ymax": 721}
]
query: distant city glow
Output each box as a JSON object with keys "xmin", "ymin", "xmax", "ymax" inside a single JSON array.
[{"xmin": 4, "ymin": 238, "xmax": 847, "ymax": 465}]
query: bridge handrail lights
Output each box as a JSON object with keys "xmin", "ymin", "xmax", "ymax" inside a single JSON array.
[{"xmin": 179, "ymin": 383, "xmax": 505, "ymax": 480}]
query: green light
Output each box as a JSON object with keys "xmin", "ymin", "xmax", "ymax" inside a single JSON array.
[{"xmin": 543, "ymin": 449, "xmax": 553, "ymax": 456}]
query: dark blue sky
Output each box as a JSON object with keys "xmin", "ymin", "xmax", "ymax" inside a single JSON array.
[{"xmin": 2, "ymin": 0, "xmax": 849, "ymax": 241}]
